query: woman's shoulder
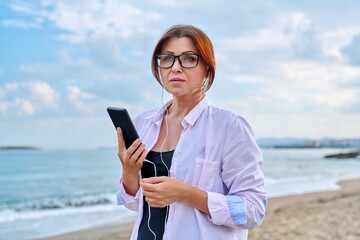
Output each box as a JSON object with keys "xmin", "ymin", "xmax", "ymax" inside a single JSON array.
[
  {"xmin": 206, "ymin": 104, "xmax": 257, "ymax": 138},
  {"xmin": 206, "ymin": 103, "xmax": 256, "ymax": 132},
  {"xmin": 206, "ymin": 104, "xmax": 247, "ymax": 123}
]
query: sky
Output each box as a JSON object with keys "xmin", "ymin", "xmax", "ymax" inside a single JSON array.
[{"xmin": 1, "ymin": 0, "xmax": 360, "ymax": 149}]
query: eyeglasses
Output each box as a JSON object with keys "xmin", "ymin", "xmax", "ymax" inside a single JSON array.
[{"xmin": 156, "ymin": 53, "xmax": 201, "ymax": 69}]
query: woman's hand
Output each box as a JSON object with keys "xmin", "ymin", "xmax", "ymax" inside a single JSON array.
[
  {"xmin": 140, "ymin": 176, "xmax": 184, "ymax": 208},
  {"xmin": 141, "ymin": 176, "xmax": 211, "ymax": 216},
  {"xmin": 117, "ymin": 127, "xmax": 147, "ymax": 195}
]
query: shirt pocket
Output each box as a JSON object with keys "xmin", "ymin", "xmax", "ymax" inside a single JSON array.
[{"xmin": 192, "ymin": 157, "xmax": 219, "ymax": 191}]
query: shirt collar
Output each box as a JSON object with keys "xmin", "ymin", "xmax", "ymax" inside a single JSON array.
[{"xmin": 183, "ymin": 96, "xmax": 210, "ymax": 126}]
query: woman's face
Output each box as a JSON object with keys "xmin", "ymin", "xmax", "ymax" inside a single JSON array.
[{"xmin": 159, "ymin": 37, "xmax": 208, "ymax": 98}]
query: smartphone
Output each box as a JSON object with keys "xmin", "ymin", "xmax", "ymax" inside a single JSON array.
[{"xmin": 107, "ymin": 107, "xmax": 139, "ymax": 149}]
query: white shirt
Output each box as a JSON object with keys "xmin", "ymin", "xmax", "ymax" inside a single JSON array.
[{"xmin": 117, "ymin": 96, "xmax": 266, "ymax": 240}]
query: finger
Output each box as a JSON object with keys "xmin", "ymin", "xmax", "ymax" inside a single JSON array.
[
  {"xmin": 146, "ymin": 197, "xmax": 167, "ymax": 208},
  {"xmin": 130, "ymin": 143, "xmax": 146, "ymax": 162},
  {"xmin": 126, "ymin": 138, "xmax": 142, "ymax": 156},
  {"xmin": 142, "ymin": 176, "xmax": 166, "ymax": 184},
  {"xmin": 145, "ymin": 197, "xmax": 157, "ymax": 206},
  {"xmin": 140, "ymin": 181, "xmax": 154, "ymax": 191},
  {"xmin": 116, "ymin": 128, "xmax": 126, "ymax": 151},
  {"xmin": 144, "ymin": 193, "xmax": 161, "ymax": 203},
  {"xmin": 141, "ymin": 181, "xmax": 160, "ymax": 194},
  {"xmin": 135, "ymin": 149, "xmax": 147, "ymax": 168}
]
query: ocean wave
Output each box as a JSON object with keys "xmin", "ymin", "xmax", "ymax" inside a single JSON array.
[
  {"xmin": 0, "ymin": 193, "xmax": 122, "ymax": 224},
  {"xmin": 0, "ymin": 193, "xmax": 115, "ymax": 212},
  {"xmin": 0, "ymin": 204, "xmax": 130, "ymax": 225}
]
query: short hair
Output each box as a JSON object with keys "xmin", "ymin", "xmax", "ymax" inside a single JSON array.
[{"xmin": 151, "ymin": 25, "xmax": 216, "ymax": 92}]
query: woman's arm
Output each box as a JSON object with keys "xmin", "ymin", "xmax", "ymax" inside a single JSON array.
[{"xmin": 206, "ymin": 116, "xmax": 266, "ymax": 229}]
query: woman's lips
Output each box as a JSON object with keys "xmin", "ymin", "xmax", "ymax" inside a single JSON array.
[{"xmin": 170, "ymin": 78, "xmax": 185, "ymax": 82}]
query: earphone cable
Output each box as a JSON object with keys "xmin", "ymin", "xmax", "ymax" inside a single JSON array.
[{"xmin": 143, "ymin": 86, "xmax": 170, "ymax": 240}]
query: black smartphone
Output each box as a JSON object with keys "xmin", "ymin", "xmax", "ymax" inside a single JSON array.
[{"xmin": 107, "ymin": 107, "xmax": 139, "ymax": 149}]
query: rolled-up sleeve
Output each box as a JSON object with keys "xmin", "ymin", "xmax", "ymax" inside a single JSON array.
[
  {"xmin": 207, "ymin": 115, "xmax": 267, "ymax": 229},
  {"xmin": 207, "ymin": 192, "xmax": 266, "ymax": 229},
  {"xmin": 116, "ymin": 177, "xmax": 141, "ymax": 211}
]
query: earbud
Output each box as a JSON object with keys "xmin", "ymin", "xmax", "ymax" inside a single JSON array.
[{"xmin": 202, "ymin": 78, "xmax": 207, "ymax": 86}]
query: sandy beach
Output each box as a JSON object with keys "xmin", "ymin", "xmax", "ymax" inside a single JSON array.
[
  {"xmin": 44, "ymin": 178, "xmax": 360, "ymax": 240},
  {"xmin": 249, "ymin": 178, "xmax": 360, "ymax": 240}
]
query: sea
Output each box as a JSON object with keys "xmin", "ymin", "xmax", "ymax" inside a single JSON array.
[{"xmin": 1, "ymin": 148, "xmax": 360, "ymax": 240}]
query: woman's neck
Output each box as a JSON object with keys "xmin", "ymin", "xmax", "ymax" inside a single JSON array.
[{"xmin": 168, "ymin": 93, "xmax": 205, "ymax": 118}]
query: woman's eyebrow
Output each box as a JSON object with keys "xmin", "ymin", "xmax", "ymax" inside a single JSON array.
[
  {"xmin": 161, "ymin": 50, "xmax": 197, "ymax": 55},
  {"xmin": 181, "ymin": 51, "xmax": 197, "ymax": 54}
]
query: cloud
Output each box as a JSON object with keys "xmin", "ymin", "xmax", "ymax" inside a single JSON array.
[
  {"xmin": 9, "ymin": 1, "xmax": 47, "ymax": 16},
  {"xmin": 42, "ymin": 0, "xmax": 161, "ymax": 43},
  {"xmin": 67, "ymin": 85, "xmax": 96, "ymax": 113},
  {"xmin": 0, "ymin": 81, "xmax": 58, "ymax": 116},
  {"xmin": 1, "ymin": 19, "xmax": 42, "ymax": 28},
  {"xmin": 17, "ymin": 99, "xmax": 35, "ymax": 115},
  {"xmin": 319, "ymin": 26, "xmax": 360, "ymax": 61},
  {"xmin": 30, "ymin": 81, "xmax": 58, "ymax": 106},
  {"xmin": 215, "ymin": 12, "xmax": 327, "ymax": 86},
  {"xmin": 217, "ymin": 12, "xmax": 360, "ymax": 70},
  {"xmin": 216, "ymin": 60, "xmax": 360, "ymax": 116},
  {"xmin": 341, "ymin": 34, "xmax": 360, "ymax": 66},
  {"xmin": 219, "ymin": 12, "xmax": 318, "ymax": 54},
  {"xmin": 2, "ymin": 0, "xmax": 360, "ymax": 148},
  {"xmin": 0, "ymin": 1, "xmax": 47, "ymax": 29},
  {"xmin": 249, "ymin": 113, "xmax": 360, "ymax": 139},
  {"xmin": 210, "ymin": 11, "xmax": 360, "ymax": 119},
  {"xmin": 5, "ymin": 0, "xmax": 163, "ymax": 43}
]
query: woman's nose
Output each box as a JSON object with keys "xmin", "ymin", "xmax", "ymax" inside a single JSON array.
[{"xmin": 171, "ymin": 58, "xmax": 183, "ymax": 72}]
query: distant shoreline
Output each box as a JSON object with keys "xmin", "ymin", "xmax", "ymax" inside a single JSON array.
[
  {"xmin": 261, "ymin": 146, "xmax": 359, "ymax": 149},
  {"xmin": 0, "ymin": 146, "xmax": 41, "ymax": 150}
]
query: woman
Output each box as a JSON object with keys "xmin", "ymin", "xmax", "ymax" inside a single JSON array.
[{"xmin": 116, "ymin": 25, "xmax": 266, "ymax": 240}]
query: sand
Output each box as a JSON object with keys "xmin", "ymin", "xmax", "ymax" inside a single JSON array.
[
  {"xmin": 44, "ymin": 178, "xmax": 360, "ymax": 240},
  {"xmin": 44, "ymin": 221, "xmax": 134, "ymax": 240},
  {"xmin": 249, "ymin": 178, "xmax": 360, "ymax": 240}
]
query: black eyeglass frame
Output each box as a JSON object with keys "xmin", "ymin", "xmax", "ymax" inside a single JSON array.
[{"xmin": 155, "ymin": 53, "xmax": 201, "ymax": 69}]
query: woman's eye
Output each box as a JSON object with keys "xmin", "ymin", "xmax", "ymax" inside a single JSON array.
[
  {"xmin": 183, "ymin": 56, "xmax": 196, "ymax": 62},
  {"xmin": 162, "ymin": 56, "xmax": 173, "ymax": 62}
]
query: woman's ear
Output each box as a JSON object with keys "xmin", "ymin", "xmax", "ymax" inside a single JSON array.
[
  {"xmin": 206, "ymin": 67, "xmax": 210, "ymax": 78},
  {"xmin": 158, "ymin": 69, "xmax": 164, "ymax": 86}
]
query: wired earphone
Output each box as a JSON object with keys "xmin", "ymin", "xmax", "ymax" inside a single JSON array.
[
  {"xmin": 142, "ymin": 75, "xmax": 207, "ymax": 239},
  {"xmin": 142, "ymin": 83, "xmax": 170, "ymax": 240}
]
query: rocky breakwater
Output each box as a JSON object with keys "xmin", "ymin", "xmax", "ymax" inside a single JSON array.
[{"xmin": 324, "ymin": 150, "xmax": 360, "ymax": 159}]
